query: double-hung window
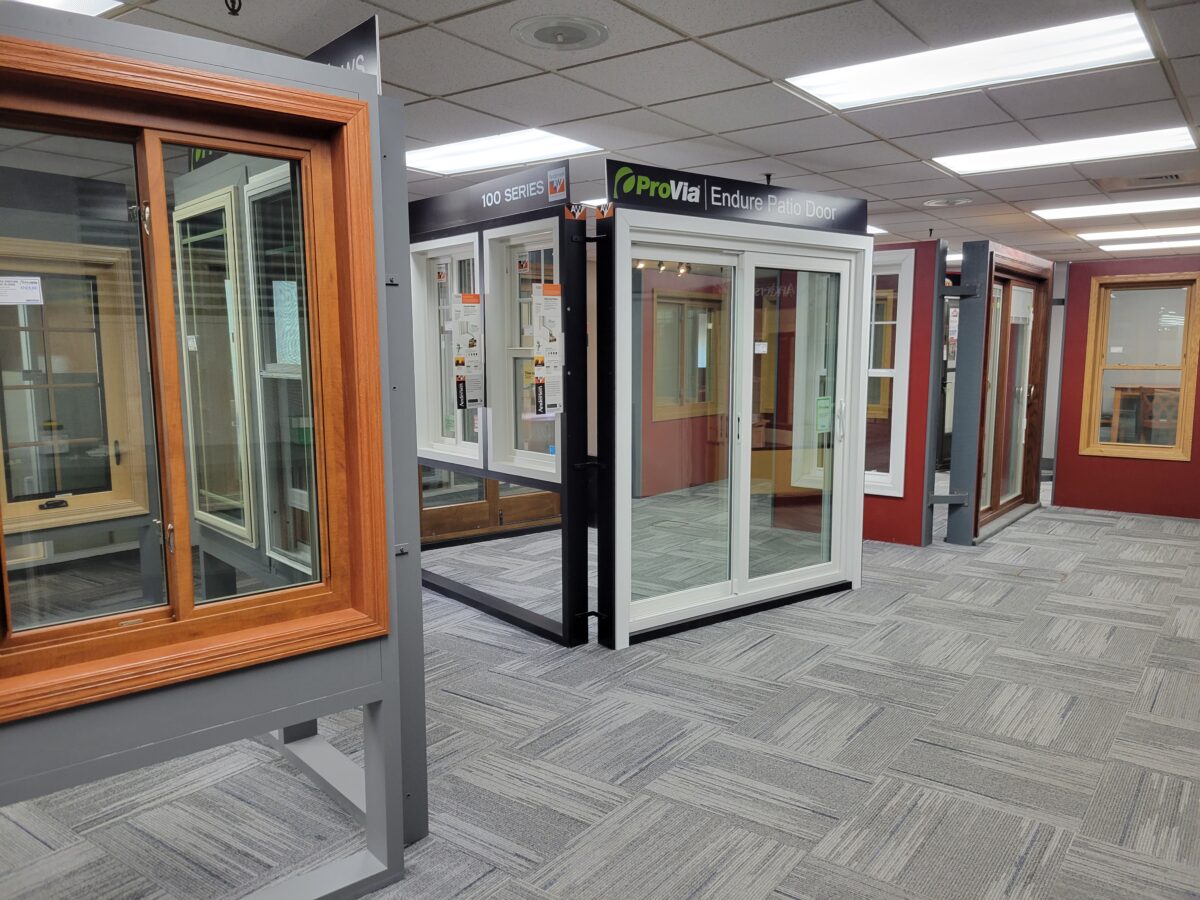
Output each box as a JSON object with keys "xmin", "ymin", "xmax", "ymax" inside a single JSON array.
[{"xmin": 864, "ymin": 249, "xmax": 914, "ymax": 496}]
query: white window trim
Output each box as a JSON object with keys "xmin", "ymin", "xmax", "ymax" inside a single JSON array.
[
  {"xmin": 410, "ymin": 233, "xmax": 484, "ymax": 469},
  {"xmin": 864, "ymin": 248, "xmax": 914, "ymax": 497},
  {"xmin": 482, "ymin": 217, "xmax": 561, "ymax": 484}
]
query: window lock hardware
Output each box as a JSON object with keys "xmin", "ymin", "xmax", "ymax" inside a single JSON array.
[
  {"xmin": 571, "ymin": 234, "xmax": 607, "ymax": 243},
  {"xmin": 394, "ymin": 543, "xmax": 409, "ymax": 557},
  {"xmin": 38, "ymin": 498, "xmax": 69, "ymax": 510},
  {"xmin": 113, "ymin": 439, "xmax": 122, "ymax": 466}
]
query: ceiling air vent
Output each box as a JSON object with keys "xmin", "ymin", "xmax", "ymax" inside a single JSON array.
[{"xmin": 1096, "ymin": 169, "xmax": 1200, "ymax": 192}]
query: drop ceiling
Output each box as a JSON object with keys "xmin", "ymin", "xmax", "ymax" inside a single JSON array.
[{"xmin": 53, "ymin": 0, "xmax": 1200, "ymax": 258}]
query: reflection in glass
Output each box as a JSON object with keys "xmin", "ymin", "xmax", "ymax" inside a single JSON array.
[
  {"xmin": 1099, "ymin": 370, "xmax": 1181, "ymax": 446},
  {"xmin": 632, "ymin": 258, "xmax": 732, "ymax": 600},
  {"xmin": 979, "ymin": 282, "xmax": 1004, "ymax": 511},
  {"xmin": 867, "ymin": 272, "xmax": 898, "ymax": 474},
  {"xmin": 0, "ymin": 128, "xmax": 166, "ymax": 630},
  {"xmin": 509, "ymin": 243, "xmax": 556, "ymax": 457},
  {"xmin": 421, "ymin": 465, "xmax": 485, "ymax": 508},
  {"xmin": 1000, "ymin": 285, "xmax": 1034, "ymax": 504}
]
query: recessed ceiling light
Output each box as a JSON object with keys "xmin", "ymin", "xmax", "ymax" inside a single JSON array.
[
  {"xmin": 1079, "ymin": 225, "xmax": 1200, "ymax": 241},
  {"xmin": 1035, "ymin": 195, "xmax": 1200, "ymax": 220},
  {"xmin": 12, "ymin": 0, "xmax": 122, "ymax": 14},
  {"xmin": 867, "ymin": 225, "xmax": 887, "ymax": 234},
  {"xmin": 1099, "ymin": 238, "xmax": 1200, "ymax": 252},
  {"xmin": 406, "ymin": 129, "xmax": 601, "ymax": 176},
  {"xmin": 934, "ymin": 127, "xmax": 1195, "ymax": 175},
  {"xmin": 786, "ymin": 13, "xmax": 1152, "ymax": 109},
  {"xmin": 923, "ymin": 198, "xmax": 973, "ymax": 208},
  {"xmin": 946, "ymin": 252, "xmax": 964, "ymax": 262},
  {"xmin": 512, "ymin": 15, "xmax": 609, "ymax": 51}
]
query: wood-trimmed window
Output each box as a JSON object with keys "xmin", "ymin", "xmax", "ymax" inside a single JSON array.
[
  {"xmin": 1079, "ymin": 272, "xmax": 1200, "ymax": 462},
  {"xmin": 652, "ymin": 290, "xmax": 725, "ymax": 422},
  {"xmin": 0, "ymin": 36, "xmax": 387, "ymax": 723}
]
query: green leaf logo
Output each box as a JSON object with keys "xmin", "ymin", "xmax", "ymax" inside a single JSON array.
[{"xmin": 613, "ymin": 165, "xmax": 635, "ymax": 198}]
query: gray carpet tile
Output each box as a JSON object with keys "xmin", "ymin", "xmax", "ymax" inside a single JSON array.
[
  {"xmin": 1132, "ymin": 666, "xmax": 1200, "ymax": 725},
  {"xmin": 850, "ymin": 620, "xmax": 995, "ymax": 674},
  {"xmin": 684, "ymin": 627, "xmax": 831, "ymax": 681},
  {"xmin": 978, "ymin": 645, "xmax": 1146, "ymax": 703},
  {"xmin": 495, "ymin": 642, "xmax": 664, "ymax": 692},
  {"xmin": 1109, "ymin": 713, "xmax": 1200, "ymax": 779},
  {"xmin": 1003, "ymin": 612, "xmax": 1159, "ymax": 668},
  {"xmin": 772, "ymin": 853, "xmax": 933, "ymax": 900},
  {"xmin": 362, "ymin": 837, "xmax": 508, "ymax": 900},
  {"xmin": 426, "ymin": 671, "xmax": 590, "ymax": 743},
  {"xmin": 1080, "ymin": 760, "xmax": 1200, "ymax": 869},
  {"xmin": 0, "ymin": 840, "xmax": 167, "ymax": 900},
  {"xmin": 799, "ymin": 652, "xmax": 972, "ymax": 715},
  {"xmin": 1047, "ymin": 835, "xmax": 1200, "ymax": 900},
  {"xmin": 607, "ymin": 657, "xmax": 785, "ymax": 727},
  {"xmin": 426, "ymin": 715, "xmax": 500, "ymax": 779},
  {"xmin": 0, "ymin": 802, "xmax": 81, "ymax": 871},
  {"xmin": 888, "ymin": 593, "xmax": 1035, "ymax": 638}
]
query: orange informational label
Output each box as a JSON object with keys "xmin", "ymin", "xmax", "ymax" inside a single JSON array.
[
  {"xmin": 460, "ymin": 292, "xmax": 481, "ymax": 304},
  {"xmin": 540, "ymin": 283, "xmax": 561, "ymax": 298}
]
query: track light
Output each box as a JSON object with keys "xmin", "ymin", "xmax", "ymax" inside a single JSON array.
[
  {"xmin": 658, "ymin": 261, "xmax": 666, "ymax": 272},
  {"xmin": 635, "ymin": 259, "xmax": 645, "ymax": 269},
  {"xmin": 678, "ymin": 263, "xmax": 689, "ymax": 276}
]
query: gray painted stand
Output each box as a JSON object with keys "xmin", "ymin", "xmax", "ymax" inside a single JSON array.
[{"xmin": 0, "ymin": 6, "xmax": 426, "ymax": 897}]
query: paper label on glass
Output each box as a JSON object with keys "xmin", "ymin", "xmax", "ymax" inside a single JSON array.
[
  {"xmin": 754, "ymin": 341, "xmax": 769, "ymax": 355},
  {"xmin": 0, "ymin": 276, "xmax": 43, "ymax": 305},
  {"xmin": 453, "ymin": 292, "xmax": 484, "ymax": 409},
  {"xmin": 435, "ymin": 262, "xmax": 448, "ymax": 283},
  {"xmin": 532, "ymin": 283, "xmax": 564, "ymax": 413},
  {"xmin": 816, "ymin": 396, "xmax": 832, "ymax": 433},
  {"xmin": 272, "ymin": 280, "xmax": 302, "ymax": 365},
  {"xmin": 947, "ymin": 306, "xmax": 959, "ymax": 367}
]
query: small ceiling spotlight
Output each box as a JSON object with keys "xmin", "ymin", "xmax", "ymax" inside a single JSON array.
[
  {"xmin": 225, "ymin": 0, "xmax": 242, "ymax": 15},
  {"xmin": 512, "ymin": 15, "xmax": 609, "ymax": 51},
  {"xmin": 635, "ymin": 259, "xmax": 645, "ymax": 269},
  {"xmin": 658, "ymin": 261, "xmax": 666, "ymax": 272},
  {"xmin": 678, "ymin": 263, "xmax": 689, "ymax": 276},
  {"xmin": 923, "ymin": 197, "xmax": 973, "ymax": 208}
]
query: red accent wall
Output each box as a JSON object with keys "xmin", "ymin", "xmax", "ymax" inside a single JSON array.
[
  {"xmin": 863, "ymin": 241, "xmax": 939, "ymax": 545},
  {"xmin": 1054, "ymin": 255, "xmax": 1200, "ymax": 519}
]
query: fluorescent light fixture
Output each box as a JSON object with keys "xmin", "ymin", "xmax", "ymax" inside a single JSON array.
[
  {"xmin": 577, "ymin": 197, "xmax": 608, "ymax": 207},
  {"xmin": 1079, "ymin": 225, "xmax": 1200, "ymax": 241},
  {"xmin": 406, "ymin": 129, "xmax": 600, "ymax": 175},
  {"xmin": 1036, "ymin": 195, "xmax": 1200, "ymax": 220},
  {"xmin": 946, "ymin": 252, "xmax": 964, "ymax": 262},
  {"xmin": 867, "ymin": 225, "xmax": 887, "ymax": 235},
  {"xmin": 934, "ymin": 128, "xmax": 1194, "ymax": 175},
  {"xmin": 12, "ymin": 0, "xmax": 122, "ymax": 13},
  {"xmin": 786, "ymin": 13, "xmax": 1152, "ymax": 109},
  {"xmin": 1099, "ymin": 238, "xmax": 1200, "ymax": 252}
]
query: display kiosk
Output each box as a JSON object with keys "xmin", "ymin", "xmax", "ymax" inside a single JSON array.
[{"xmin": 595, "ymin": 161, "xmax": 872, "ymax": 648}]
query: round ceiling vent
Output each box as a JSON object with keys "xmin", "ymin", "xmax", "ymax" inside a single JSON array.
[
  {"xmin": 512, "ymin": 16, "xmax": 610, "ymax": 51},
  {"xmin": 923, "ymin": 197, "xmax": 973, "ymax": 207}
]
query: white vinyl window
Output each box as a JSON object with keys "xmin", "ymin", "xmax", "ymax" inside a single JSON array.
[
  {"xmin": 410, "ymin": 235, "xmax": 482, "ymax": 467},
  {"xmin": 483, "ymin": 219, "xmax": 560, "ymax": 483},
  {"xmin": 864, "ymin": 248, "xmax": 914, "ymax": 497}
]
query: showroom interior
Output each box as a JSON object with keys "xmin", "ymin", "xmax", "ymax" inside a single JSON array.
[{"xmin": 0, "ymin": 0, "xmax": 1199, "ymax": 897}]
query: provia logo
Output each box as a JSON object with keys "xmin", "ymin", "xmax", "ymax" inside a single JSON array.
[{"xmin": 612, "ymin": 165, "xmax": 700, "ymax": 203}]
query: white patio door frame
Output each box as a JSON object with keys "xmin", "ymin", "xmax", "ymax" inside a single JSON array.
[{"xmin": 614, "ymin": 209, "xmax": 871, "ymax": 648}]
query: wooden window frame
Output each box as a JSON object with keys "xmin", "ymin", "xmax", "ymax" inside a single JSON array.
[
  {"xmin": 1079, "ymin": 272, "xmax": 1200, "ymax": 463},
  {"xmin": 651, "ymin": 289, "xmax": 727, "ymax": 423},
  {"xmin": 0, "ymin": 36, "xmax": 387, "ymax": 723}
]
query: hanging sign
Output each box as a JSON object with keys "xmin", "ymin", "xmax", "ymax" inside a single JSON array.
[
  {"xmin": 305, "ymin": 16, "xmax": 381, "ymax": 94},
  {"xmin": 0, "ymin": 276, "xmax": 43, "ymax": 305},
  {"xmin": 532, "ymin": 283, "xmax": 564, "ymax": 415},
  {"xmin": 409, "ymin": 161, "xmax": 572, "ymax": 236},
  {"xmin": 453, "ymin": 292, "xmax": 484, "ymax": 409},
  {"xmin": 607, "ymin": 159, "xmax": 867, "ymax": 233}
]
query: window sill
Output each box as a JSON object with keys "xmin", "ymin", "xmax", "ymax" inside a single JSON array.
[{"xmin": 1078, "ymin": 443, "xmax": 1192, "ymax": 463}]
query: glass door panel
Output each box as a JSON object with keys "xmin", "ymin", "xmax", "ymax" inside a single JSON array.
[
  {"xmin": 979, "ymin": 282, "xmax": 1004, "ymax": 512},
  {"xmin": 750, "ymin": 266, "xmax": 839, "ymax": 579},
  {"xmin": 999, "ymin": 284, "xmax": 1034, "ymax": 504},
  {"xmin": 631, "ymin": 256, "xmax": 733, "ymax": 600}
]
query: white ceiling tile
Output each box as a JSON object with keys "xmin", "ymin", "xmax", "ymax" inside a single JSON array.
[
  {"xmin": 134, "ymin": 0, "xmax": 415, "ymax": 54},
  {"xmin": 651, "ymin": 84, "xmax": 824, "ymax": 134},
  {"xmin": 562, "ymin": 42, "xmax": 762, "ymax": 104},
  {"xmin": 1073, "ymin": 149, "xmax": 1200, "ymax": 179},
  {"xmin": 777, "ymin": 173, "xmax": 858, "ymax": 193},
  {"xmin": 623, "ymin": 0, "xmax": 838, "ymax": 36},
  {"xmin": 0, "ymin": 147, "xmax": 119, "ymax": 179},
  {"xmin": 964, "ymin": 165, "xmax": 1084, "ymax": 188},
  {"xmin": 451, "ymin": 74, "xmax": 632, "ymax": 127},
  {"xmin": 568, "ymin": 177, "xmax": 607, "ymax": 198},
  {"xmin": 991, "ymin": 181, "xmax": 1102, "ymax": 202},
  {"xmin": 371, "ymin": 0, "xmax": 495, "ymax": 23},
  {"xmin": 402, "ymin": 99, "xmax": 516, "ymax": 143},
  {"xmin": 870, "ymin": 176, "xmax": 979, "ymax": 199},
  {"xmin": 681, "ymin": 157, "xmax": 807, "ymax": 182},
  {"xmin": 951, "ymin": 213, "xmax": 1043, "ymax": 231},
  {"xmin": 1152, "ymin": 3, "xmax": 1200, "ymax": 58},
  {"xmin": 891, "ymin": 121, "xmax": 1036, "ymax": 158},
  {"xmin": 828, "ymin": 160, "xmax": 947, "ymax": 187},
  {"xmin": 115, "ymin": 9, "xmax": 269, "ymax": 49},
  {"xmin": 781, "ymin": 141, "xmax": 916, "ymax": 172},
  {"xmin": 25, "ymin": 135, "xmax": 136, "ymax": 165},
  {"xmin": 921, "ymin": 201, "xmax": 1018, "ymax": 219},
  {"xmin": 626, "ymin": 136, "xmax": 758, "ymax": 168},
  {"xmin": 1022, "ymin": 100, "xmax": 1187, "ymax": 141},
  {"xmin": 988, "ymin": 63, "xmax": 1173, "ymax": 119},
  {"xmin": 868, "ymin": 210, "xmax": 945, "ymax": 226},
  {"xmin": 382, "ymin": 81, "xmax": 426, "ymax": 103},
  {"xmin": 441, "ymin": 0, "xmax": 678, "ymax": 69},
  {"xmin": 379, "ymin": 28, "xmax": 539, "ymax": 95},
  {"xmin": 845, "ymin": 92, "xmax": 1012, "ymax": 138},
  {"xmin": 565, "ymin": 156, "xmax": 609, "ymax": 182},
  {"xmin": 876, "ymin": 0, "xmax": 1130, "ymax": 46},
  {"xmin": 866, "ymin": 200, "xmax": 913, "ymax": 213},
  {"xmin": 706, "ymin": 1, "xmax": 928, "ymax": 79},
  {"xmin": 724, "ymin": 116, "xmax": 873, "ymax": 156},
  {"xmin": 550, "ymin": 108, "xmax": 703, "ymax": 150},
  {"xmin": 1173, "ymin": 55, "xmax": 1200, "ymax": 94}
]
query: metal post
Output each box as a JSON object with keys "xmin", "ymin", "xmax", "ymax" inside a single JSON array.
[{"xmin": 921, "ymin": 240, "xmax": 949, "ymax": 546}]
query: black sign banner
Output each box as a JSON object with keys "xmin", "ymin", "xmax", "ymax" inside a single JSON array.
[
  {"xmin": 305, "ymin": 16, "xmax": 381, "ymax": 95},
  {"xmin": 606, "ymin": 159, "xmax": 867, "ymax": 233},
  {"xmin": 409, "ymin": 160, "xmax": 571, "ymax": 236}
]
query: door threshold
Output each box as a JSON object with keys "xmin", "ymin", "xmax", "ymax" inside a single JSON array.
[{"xmin": 975, "ymin": 501, "xmax": 1039, "ymax": 544}]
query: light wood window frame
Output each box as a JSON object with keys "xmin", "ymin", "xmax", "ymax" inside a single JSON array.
[
  {"xmin": 0, "ymin": 35, "xmax": 387, "ymax": 723},
  {"xmin": 651, "ymin": 289, "xmax": 727, "ymax": 422},
  {"xmin": 1079, "ymin": 272, "xmax": 1200, "ymax": 463}
]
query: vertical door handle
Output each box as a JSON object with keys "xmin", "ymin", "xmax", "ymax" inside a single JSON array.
[
  {"xmin": 836, "ymin": 399, "xmax": 846, "ymax": 443},
  {"xmin": 165, "ymin": 522, "xmax": 175, "ymax": 554}
]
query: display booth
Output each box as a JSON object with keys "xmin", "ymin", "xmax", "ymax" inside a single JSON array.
[
  {"xmin": 0, "ymin": 6, "xmax": 425, "ymax": 895},
  {"xmin": 594, "ymin": 161, "xmax": 871, "ymax": 648},
  {"xmin": 408, "ymin": 164, "xmax": 590, "ymax": 645}
]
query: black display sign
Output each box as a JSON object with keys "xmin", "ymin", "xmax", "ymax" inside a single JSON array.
[
  {"xmin": 305, "ymin": 16, "xmax": 381, "ymax": 94},
  {"xmin": 606, "ymin": 159, "xmax": 867, "ymax": 233},
  {"xmin": 409, "ymin": 161, "xmax": 570, "ymax": 236}
]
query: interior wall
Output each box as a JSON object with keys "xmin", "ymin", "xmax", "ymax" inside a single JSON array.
[
  {"xmin": 1054, "ymin": 254, "xmax": 1200, "ymax": 519},
  {"xmin": 863, "ymin": 240, "xmax": 938, "ymax": 545}
]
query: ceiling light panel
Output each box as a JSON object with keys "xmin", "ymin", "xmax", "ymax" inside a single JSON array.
[
  {"xmin": 13, "ymin": 0, "xmax": 121, "ymax": 13},
  {"xmin": 867, "ymin": 225, "xmax": 887, "ymax": 234},
  {"xmin": 1080, "ymin": 225, "xmax": 1200, "ymax": 241},
  {"xmin": 787, "ymin": 13, "xmax": 1152, "ymax": 109},
  {"xmin": 1099, "ymin": 238, "xmax": 1200, "ymax": 251},
  {"xmin": 406, "ymin": 129, "xmax": 601, "ymax": 175},
  {"xmin": 935, "ymin": 128, "xmax": 1195, "ymax": 175},
  {"xmin": 1036, "ymin": 195, "xmax": 1200, "ymax": 219}
]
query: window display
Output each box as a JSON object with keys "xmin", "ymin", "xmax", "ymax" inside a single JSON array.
[{"xmin": 864, "ymin": 249, "xmax": 913, "ymax": 497}]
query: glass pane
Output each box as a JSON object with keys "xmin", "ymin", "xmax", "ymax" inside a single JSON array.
[
  {"xmin": 513, "ymin": 357, "xmax": 554, "ymax": 454},
  {"xmin": 751, "ymin": 268, "xmax": 839, "ymax": 579},
  {"xmin": 499, "ymin": 481, "xmax": 538, "ymax": 497},
  {"xmin": 979, "ymin": 282, "xmax": 1005, "ymax": 511},
  {"xmin": 165, "ymin": 146, "xmax": 319, "ymax": 602},
  {"xmin": 632, "ymin": 257, "xmax": 732, "ymax": 600},
  {"xmin": 653, "ymin": 302, "xmax": 682, "ymax": 404},
  {"xmin": 1000, "ymin": 285, "xmax": 1035, "ymax": 504},
  {"xmin": 0, "ymin": 127, "xmax": 166, "ymax": 630},
  {"xmin": 1107, "ymin": 286, "xmax": 1187, "ymax": 367},
  {"xmin": 866, "ymin": 375, "xmax": 894, "ymax": 474},
  {"xmin": 870, "ymin": 323, "xmax": 896, "ymax": 370},
  {"xmin": 1098, "ymin": 369, "xmax": 1182, "ymax": 446},
  {"xmin": 421, "ymin": 465, "xmax": 485, "ymax": 508},
  {"xmin": 433, "ymin": 259, "xmax": 456, "ymax": 440}
]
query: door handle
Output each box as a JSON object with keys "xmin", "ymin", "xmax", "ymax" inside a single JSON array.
[
  {"xmin": 836, "ymin": 399, "xmax": 846, "ymax": 443},
  {"xmin": 165, "ymin": 522, "xmax": 175, "ymax": 554}
]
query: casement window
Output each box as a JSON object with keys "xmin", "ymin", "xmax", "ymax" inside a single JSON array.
[
  {"xmin": 0, "ymin": 38, "xmax": 386, "ymax": 722},
  {"xmin": 652, "ymin": 291, "xmax": 724, "ymax": 421},
  {"xmin": 864, "ymin": 249, "xmax": 914, "ymax": 496},
  {"xmin": 1079, "ymin": 273, "xmax": 1199, "ymax": 462}
]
